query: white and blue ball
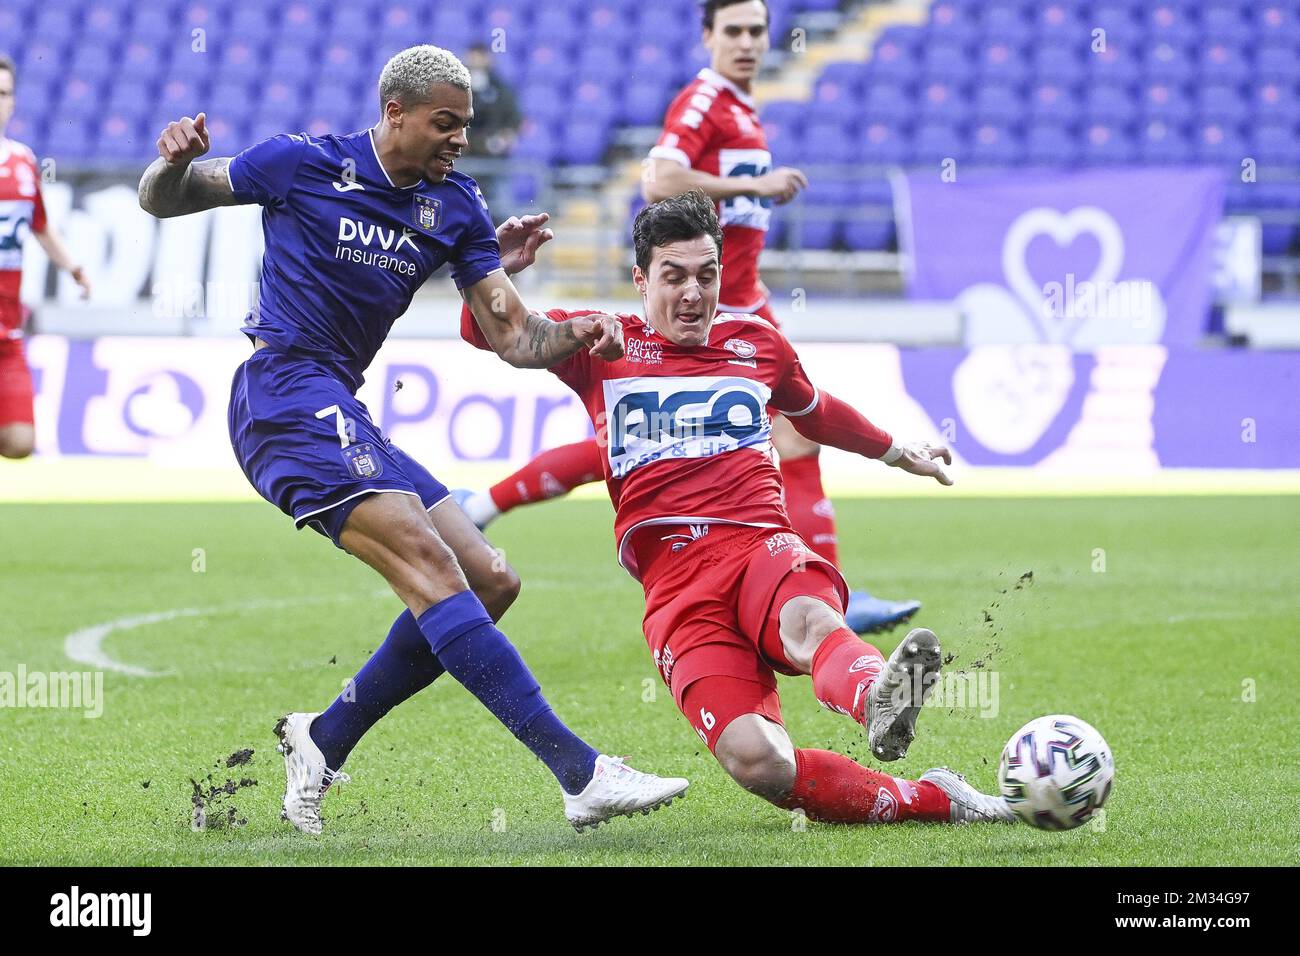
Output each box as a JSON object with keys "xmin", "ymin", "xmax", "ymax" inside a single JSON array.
[{"xmin": 998, "ymin": 714, "xmax": 1114, "ymax": 830}]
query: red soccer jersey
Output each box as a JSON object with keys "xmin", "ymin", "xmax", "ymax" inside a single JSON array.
[
  {"xmin": 0, "ymin": 138, "xmax": 45, "ymax": 338},
  {"xmin": 649, "ymin": 68, "xmax": 772, "ymax": 314},
  {"xmin": 462, "ymin": 304, "xmax": 826, "ymax": 578}
]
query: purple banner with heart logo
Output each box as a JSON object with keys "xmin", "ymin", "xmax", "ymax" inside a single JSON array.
[{"xmin": 900, "ymin": 167, "xmax": 1226, "ymax": 348}]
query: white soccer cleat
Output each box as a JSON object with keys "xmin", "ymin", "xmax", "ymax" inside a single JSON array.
[
  {"xmin": 867, "ymin": 627, "xmax": 943, "ymax": 762},
  {"xmin": 273, "ymin": 712, "xmax": 350, "ymax": 835},
  {"xmin": 921, "ymin": 767, "xmax": 1017, "ymax": 824},
  {"xmin": 563, "ymin": 755, "xmax": 689, "ymax": 832}
]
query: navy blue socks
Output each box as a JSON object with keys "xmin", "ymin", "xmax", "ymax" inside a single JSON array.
[
  {"xmin": 416, "ymin": 590, "xmax": 598, "ymax": 794},
  {"xmin": 309, "ymin": 609, "xmax": 446, "ymax": 770}
]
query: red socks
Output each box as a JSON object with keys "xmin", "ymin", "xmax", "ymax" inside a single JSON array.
[
  {"xmin": 779, "ymin": 748, "xmax": 951, "ymax": 823},
  {"xmin": 489, "ymin": 439, "xmax": 604, "ymax": 514},
  {"xmin": 810, "ymin": 626, "xmax": 884, "ymax": 726},
  {"xmin": 780, "ymin": 454, "xmax": 839, "ymax": 567}
]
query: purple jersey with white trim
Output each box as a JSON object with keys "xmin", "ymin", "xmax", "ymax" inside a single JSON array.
[{"xmin": 230, "ymin": 128, "xmax": 501, "ymax": 390}]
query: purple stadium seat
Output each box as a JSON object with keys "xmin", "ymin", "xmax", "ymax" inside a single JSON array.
[
  {"xmin": 1253, "ymin": 125, "xmax": 1300, "ymax": 166},
  {"xmin": 1032, "ymin": 44, "xmax": 1087, "ymax": 86},
  {"xmin": 1082, "ymin": 124, "xmax": 1138, "ymax": 165},
  {"xmin": 44, "ymin": 119, "xmax": 93, "ymax": 162},
  {"xmin": 1198, "ymin": 85, "xmax": 1248, "ymax": 123},
  {"xmin": 919, "ymin": 81, "xmax": 968, "ymax": 125},
  {"xmin": 1260, "ymin": 225, "xmax": 1297, "ymax": 256},
  {"xmin": 572, "ymin": 82, "xmax": 619, "ymax": 124},
  {"xmin": 923, "ymin": 42, "xmax": 976, "ymax": 84},
  {"xmin": 562, "ymin": 121, "xmax": 609, "ymax": 166},
  {"xmin": 156, "ymin": 79, "xmax": 201, "ymax": 119},
  {"xmin": 1256, "ymin": 2, "xmax": 1300, "ymax": 38},
  {"xmin": 979, "ymin": 41, "xmax": 1031, "ymax": 86},
  {"xmin": 209, "ymin": 79, "xmax": 251, "ymax": 120},
  {"xmin": 761, "ymin": 101, "xmax": 808, "ymax": 136},
  {"xmin": 867, "ymin": 42, "xmax": 921, "ymax": 87},
  {"xmin": 84, "ymin": 2, "xmax": 131, "ymax": 41},
  {"xmin": 226, "ymin": 5, "xmax": 278, "ymax": 39},
  {"xmin": 912, "ymin": 122, "xmax": 967, "ymax": 165},
  {"xmin": 925, "ymin": 1, "xmax": 980, "ymax": 48},
  {"xmin": 513, "ymin": 123, "xmax": 556, "ymax": 164},
  {"xmin": 800, "ymin": 122, "xmax": 858, "ymax": 164},
  {"xmin": 972, "ymin": 85, "xmax": 1023, "ymax": 127},
  {"xmin": 873, "ymin": 25, "xmax": 923, "ymax": 62},
  {"xmin": 855, "ymin": 176, "xmax": 894, "ymax": 205},
  {"xmin": 1088, "ymin": 45, "xmax": 1142, "ymax": 86},
  {"xmin": 1035, "ymin": 3, "xmax": 1085, "ymax": 46},
  {"xmin": 53, "ymin": 78, "xmax": 100, "ymax": 124},
  {"xmin": 1256, "ymin": 46, "xmax": 1300, "ymax": 84},
  {"xmin": 623, "ymin": 81, "xmax": 671, "ymax": 127},
  {"xmin": 1253, "ymin": 82, "xmax": 1300, "ymax": 125},
  {"xmin": 107, "ymin": 81, "xmax": 155, "ymax": 121},
  {"xmin": 96, "ymin": 115, "xmax": 151, "ymax": 165},
  {"xmin": 216, "ymin": 40, "xmax": 265, "ymax": 85},
  {"xmin": 265, "ymin": 45, "xmax": 316, "ymax": 86},
  {"xmin": 1030, "ymin": 83, "xmax": 1082, "ymax": 126},
  {"xmin": 793, "ymin": 218, "xmax": 838, "ymax": 251},
  {"xmin": 1145, "ymin": 4, "xmax": 1199, "ymax": 46},
  {"xmin": 1091, "ymin": 5, "xmax": 1143, "ymax": 39},
  {"xmin": 530, "ymin": 7, "xmax": 577, "ymax": 47},
  {"xmin": 842, "ymin": 220, "xmax": 895, "ymax": 252},
  {"xmin": 1087, "ymin": 84, "xmax": 1140, "ymax": 124},
  {"xmin": 861, "ymin": 83, "xmax": 915, "ymax": 127},
  {"xmin": 1195, "ymin": 121, "xmax": 1249, "ymax": 164},
  {"xmin": 969, "ymin": 124, "xmax": 1023, "ymax": 165},
  {"xmin": 1141, "ymin": 83, "xmax": 1196, "ymax": 125},
  {"xmin": 1200, "ymin": 44, "xmax": 1254, "ymax": 86},
  {"xmin": 982, "ymin": 3, "xmax": 1035, "ymax": 46},
  {"xmin": 861, "ymin": 122, "xmax": 911, "ymax": 165},
  {"xmin": 1026, "ymin": 124, "xmax": 1077, "ymax": 165},
  {"xmin": 1201, "ymin": 3, "xmax": 1255, "ymax": 47},
  {"xmin": 811, "ymin": 91, "xmax": 862, "ymax": 127},
  {"xmin": 1144, "ymin": 42, "xmax": 1197, "ymax": 84}
]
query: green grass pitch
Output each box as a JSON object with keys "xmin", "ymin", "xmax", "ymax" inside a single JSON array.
[{"xmin": 1, "ymin": 495, "xmax": 1296, "ymax": 866}]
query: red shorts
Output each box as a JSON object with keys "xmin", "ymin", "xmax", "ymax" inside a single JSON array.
[
  {"xmin": 634, "ymin": 523, "xmax": 848, "ymax": 751},
  {"xmin": 0, "ymin": 338, "xmax": 34, "ymax": 427}
]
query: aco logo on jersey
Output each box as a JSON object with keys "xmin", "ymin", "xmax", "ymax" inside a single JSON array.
[{"xmin": 602, "ymin": 375, "xmax": 772, "ymax": 478}]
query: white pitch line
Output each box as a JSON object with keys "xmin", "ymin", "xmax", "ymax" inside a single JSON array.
[
  {"xmin": 64, "ymin": 607, "xmax": 211, "ymax": 677},
  {"xmin": 62, "ymin": 589, "xmax": 399, "ymax": 678}
]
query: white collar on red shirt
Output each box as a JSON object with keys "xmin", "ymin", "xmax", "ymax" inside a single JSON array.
[
  {"xmin": 0, "ymin": 138, "xmax": 11, "ymax": 164},
  {"xmin": 697, "ymin": 68, "xmax": 757, "ymax": 110}
]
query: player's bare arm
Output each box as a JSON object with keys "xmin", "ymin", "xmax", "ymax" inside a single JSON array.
[
  {"xmin": 32, "ymin": 224, "xmax": 90, "ymax": 298},
  {"xmin": 461, "ymin": 266, "xmax": 623, "ymax": 369},
  {"xmin": 138, "ymin": 113, "xmax": 243, "ymax": 218},
  {"xmin": 642, "ymin": 157, "xmax": 807, "ymax": 205}
]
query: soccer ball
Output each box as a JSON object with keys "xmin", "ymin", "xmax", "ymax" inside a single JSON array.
[{"xmin": 998, "ymin": 715, "xmax": 1114, "ymax": 830}]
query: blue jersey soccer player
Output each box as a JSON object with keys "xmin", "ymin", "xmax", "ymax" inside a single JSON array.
[{"xmin": 137, "ymin": 45, "xmax": 687, "ymax": 834}]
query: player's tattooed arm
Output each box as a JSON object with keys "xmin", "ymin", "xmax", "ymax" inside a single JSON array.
[
  {"xmin": 138, "ymin": 113, "xmax": 243, "ymax": 218},
  {"xmin": 138, "ymin": 157, "xmax": 239, "ymax": 218},
  {"xmin": 463, "ymin": 272, "xmax": 624, "ymax": 368}
]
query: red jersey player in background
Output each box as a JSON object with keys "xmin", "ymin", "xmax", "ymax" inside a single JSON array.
[
  {"xmin": 454, "ymin": 0, "xmax": 921, "ymax": 636},
  {"xmin": 0, "ymin": 54, "xmax": 91, "ymax": 459},
  {"xmin": 463, "ymin": 192, "xmax": 1013, "ymax": 825}
]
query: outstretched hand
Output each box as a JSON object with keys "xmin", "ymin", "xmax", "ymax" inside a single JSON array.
[
  {"xmin": 886, "ymin": 441, "xmax": 954, "ymax": 486},
  {"xmin": 497, "ymin": 213, "xmax": 554, "ymax": 276}
]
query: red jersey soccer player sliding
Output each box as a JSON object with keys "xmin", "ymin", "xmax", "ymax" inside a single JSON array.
[
  {"xmin": 0, "ymin": 55, "xmax": 91, "ymax": 459},
  {"xmin": 455, "ymin": 0, "xmax": 920, "ymax": 635},
  {"xmin": 463, "ymin": 193, "xmax": 1015, "ymax": 825}
]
